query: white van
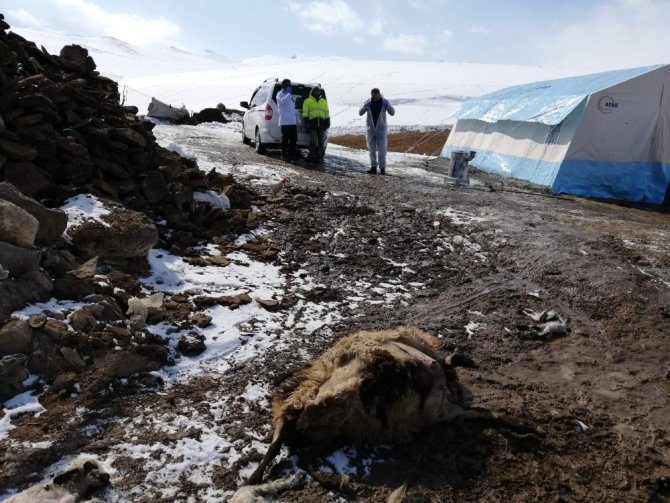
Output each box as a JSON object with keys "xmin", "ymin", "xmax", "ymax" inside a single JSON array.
[{"xmin": 240, "ymin": 79, "xmax": 327, "ymax": 154}]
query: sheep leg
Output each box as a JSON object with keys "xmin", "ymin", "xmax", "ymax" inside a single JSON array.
[
  {"xmin": 296, "ymin": 448, "xmax": 357, "ymax": 496},
  {"xmin": 459, "ymin": 406, "xmax": 543, "ymax": 436},
  {"xmin": 247, "ymin": 435, "xmax": 284, "ymax": 485}
]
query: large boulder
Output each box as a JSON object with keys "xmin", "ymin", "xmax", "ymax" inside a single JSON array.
[
  {"xmin": 0, "ymin": 199, "xmax": 39, "ymax": 247},
  {"xmin": 0, "ymin": 182, "xmax": 67, "ymax": 244},
  {"xmin": 0, "ymin": 241, "xmax": 41, "ymax": 277},
  {"xmin": 0, "ymin": 318, "xmax": 33, "ymax": 355},
  {"xmin": 68, "ymin": 206, "xmax": 158, "ymax": 259},
  {"xmin": 59, "ymin": 44, "xmax": 96, "ymax": 73},
  {"xmin": 0, "ymin": 270, "xmax": 53, "ymax": 323},
  {"xmin": 2, "ymin": 162, "xmax": 51, "ymax": 196}
]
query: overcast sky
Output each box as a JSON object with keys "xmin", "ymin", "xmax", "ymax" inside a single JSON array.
[{"xmin": 1, "ymin": 0, "xmax": 669, "ymax": 69}]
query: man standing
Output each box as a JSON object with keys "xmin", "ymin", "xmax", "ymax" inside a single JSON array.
[
  {"xmin": 277, "ymin": 78, "xmax": 298, "ymax": 161},
  {"xmin": 302, "ymin": 85, "xmax": 330, "ymax": 162},
  {"xmin": 359, "ymin": 88, "xmax": 395, "ymax": 174}
]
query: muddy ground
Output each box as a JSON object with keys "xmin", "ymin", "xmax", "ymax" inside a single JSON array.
[{"xmin": 2, "ymin": 126, "xmax": 670, "ymax": 502}]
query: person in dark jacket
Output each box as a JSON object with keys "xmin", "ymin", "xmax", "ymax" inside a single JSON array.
[
  {"xmin": 359, "ymin": 88, "xmax": 395, "ymax": 174},
  {"xmin": 302, "ymin": 85, "xmax": 330, "ymax": 161}
]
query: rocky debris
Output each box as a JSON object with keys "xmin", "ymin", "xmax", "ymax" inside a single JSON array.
[
  {"xmin": 0, "ymin": 16, "xmax": 259, "ymax": 252},
  {"xmin": 0, "ymin": 13, "xmax": 269, "ymax": 347},
  {"xmin": 191, "ymin": 312, "xmax": 212, "ymax": 328},
  {"xmin": 192, "ymin": 107, "xmax": 228, "ymax": 124},
  {"xmin": 0, "ymin": 353, "xmax": 29, "ymax": 401},
  {"xmin": 0, "ymin": 240, "xmax": 41, "ymax": 277},
  {"xmin": 0, "ymin": 181, "xmax": 67, "ymax": 243},
  {"xmin": 0, "ymin": 198, "xmax": 38, "ymax": 247},
  {"xmin": 256, "ymin": 298, "xmax": 280, "ymax": 310},
  {"xmin": 194, "ymin": 292, "xmax": 253, "ymax": 309},
  {"xmin": 68, "ymin": 204, "xmax": 159, "ymax": 259},
  {"xmin": 177, "ymin": 333, "xmax": 206, "ymax": 356},
  {"xmin": 0, "ymin": 318, "xmax": 33, "ymax": 354},
  {"xmin": 0, "ymin": 270, "xmax": 53, "ymax": 321}
]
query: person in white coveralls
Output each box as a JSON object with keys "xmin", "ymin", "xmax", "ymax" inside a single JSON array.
[
  {"xmin": 276, "ymin": 78, "xmax": 298, "ymax": 161},
  {"xmin": 359, "ymin": 87, "xmax": 395, "ymax": 174}
]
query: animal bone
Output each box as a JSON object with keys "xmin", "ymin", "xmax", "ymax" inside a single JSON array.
[
  {"xmin": 126, "ymin": 292, "xmax": 164, "ymax": 324},
  {"xmin": 229, "ymin": 472, "xmax": 307, "ymax": 503}
]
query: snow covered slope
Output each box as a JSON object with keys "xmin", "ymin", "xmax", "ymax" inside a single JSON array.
[{"xmin": 14, "ymin": 26, "xmax": 577, "ymax": 130}]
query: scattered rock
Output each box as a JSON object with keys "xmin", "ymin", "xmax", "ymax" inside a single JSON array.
[
  {"xmin": 0, "ymin": 270, "xmax": 53, "ymax": 324},
  {"xmin": 256, "ymin": 298, "xmax": 280, "ymax": 310},
  {"xmin": 0, "ymin": 199, "xmax": 39, "ymax": 247},
  {"xmin": 104, "ymin": 349, "xmax": 164, "ymax": 378},
  {"xmin": 68, "ymin": 206, "xmax": 158, "ymax": 259},
  {"xmin": 0, "ymin": 318, "xmax": 33, "ymax": 355},
  {"xmin": 177, "ymin": 333, "xmax": 206, "ymax": 356},
  {"xmin": 60, "ymin": 346, "xmax": 87, "ymax": 368},
  {"xmin": 0, "ymin": 240, "xmax": 42, "ymax": 277},
  {"xmin": 41, "ymin": 318, "xmax": 69, "ymax": 342},
  {"xmin": 0, "ymin": 182, "xmax": 67, "ymax": 244},
  {"xmin": 69, "ymin": 309, "xmax": 97, "ymax": 332},
  {"xmin": 67, "ymin": 256, "xmax": 98, "ymax": 279},
  {"xmin": 53, "ymin": 275, "xmax": 96, "ymax": 300},
  {"xmin": 27, "ymin": 312, "xmax": 47, "ymax": 328},
  {"xmin": 217, "ymin": 293, "xmax": 253, "ymax": 308},
  {"xmin": 49, "ymin": 371, "xmax": 77, "ymax": 392},
  {"xmin": 191, "ymin": 312, "xmax": 212, "ymax": 328}
]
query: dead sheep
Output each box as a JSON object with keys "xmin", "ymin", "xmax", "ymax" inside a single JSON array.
[
  {"xmin": 5, "ymin": 459, "xmax": 110, "ymax": 502},
  {"xmin": 246, "ymin": 326, "xmax": 532, "ymax": 490}
]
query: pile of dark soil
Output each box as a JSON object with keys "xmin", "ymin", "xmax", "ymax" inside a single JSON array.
[{"xmin": 330, "ymin": 128, "xmax": 450, "ymax": 156}]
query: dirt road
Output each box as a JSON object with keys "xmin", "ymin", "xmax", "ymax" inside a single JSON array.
[{"xmin": 2, "ymin": 123, "xmax": 669, "ymax": 502}]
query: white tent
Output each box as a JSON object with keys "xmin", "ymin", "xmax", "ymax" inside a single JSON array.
[{"xmin": 442, "ymin": 65, "xmax": 670, "ymax": 204}]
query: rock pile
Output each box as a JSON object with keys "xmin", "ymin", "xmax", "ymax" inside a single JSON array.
[{"xmin": 0, "ymin": 14, "xmax": 263, "ymax": 400}]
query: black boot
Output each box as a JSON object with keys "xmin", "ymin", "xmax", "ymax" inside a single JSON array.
[{"xmin": 367, "ymin": 167, "xmax": 377, "ymax": 174}]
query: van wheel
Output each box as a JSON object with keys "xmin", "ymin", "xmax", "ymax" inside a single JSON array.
[
  {"xmin": 242, "ymin": 123, "xmax": 251, "ymax": 145},
  {"xmin": 255, "ymin": 129, "xmax": 266, "ymax": 154}
]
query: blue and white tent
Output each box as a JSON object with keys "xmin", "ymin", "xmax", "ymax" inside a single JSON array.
[{"xmin": 441, "ymin": 65, "xmax": 670, "ymax": 204}]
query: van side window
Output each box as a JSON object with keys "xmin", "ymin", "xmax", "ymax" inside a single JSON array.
[
  {"xmin": 250, "ymin": 87, "xmax": 269, "ymax": 108},
  {"xmin": 271, "ymin": 84, "xmax": 282, "ymax": 103}
]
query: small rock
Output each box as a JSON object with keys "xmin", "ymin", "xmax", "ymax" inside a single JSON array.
[
  {"xmin": 0, "ymin": 199, "xmax": 39, "ymax": 247},
  {"xmin": 69, "ymin": 309, "xmax": 97, "ymax": 332},
  {"xmin": 256, "ymin": 298, "xmax": 279, "ymax": 310},
  {"xmin": 28, "ymin": 313, "xmax": 47, "ymax": 328},
  {"xmin": 41, "ymin": 319, "xmax": 69, "ymax": 342},
  {"xmin": 216, "ymin": 293, "xmax": 253, "ymax": 308},
  {"xmin": 177, "ymin": 334, "xmax": 206, "ymax": 356},
  {"xmin": 60, "ymin": 347, "xmax": 87, "ymax": 368},
  {"xmin": 50, "ymin": 371, "xmax": 78, "ymax": 392},
  {"xmin": 191, "ymin": 312, "xmax": 212, "ymax": 328}
]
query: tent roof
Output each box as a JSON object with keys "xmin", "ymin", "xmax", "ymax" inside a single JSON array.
[{"xmin": 451, "ymin": 64, "xmax": 664, "ymax": 125}]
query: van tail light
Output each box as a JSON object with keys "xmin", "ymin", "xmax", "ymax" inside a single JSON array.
[{"xmin": 264, "ymin": 104, "xmax": 273, "ymax": 120}]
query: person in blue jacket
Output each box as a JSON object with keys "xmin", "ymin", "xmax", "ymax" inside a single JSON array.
[
  {"xmin": 359, "ymin": 88, "xmax": 395, "ymax": 174},
  {"xmin": 276, "ymin": 78, "xmax": 298, "ymax": 161}
]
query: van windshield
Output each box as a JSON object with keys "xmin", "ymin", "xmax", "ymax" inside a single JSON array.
[{"xmin": 272, "ymin": 84, "xmax": 327, "ymax": 111}]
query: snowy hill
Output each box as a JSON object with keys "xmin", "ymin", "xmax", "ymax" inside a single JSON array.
[{"xmin": 14, "ymin": 26, "xmax": 579, "ymax": 130}]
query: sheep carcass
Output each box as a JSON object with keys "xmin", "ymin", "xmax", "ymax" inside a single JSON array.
[{"xmin": 248, "ymin": 326, "xmax": 531, "ymax": 487}]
